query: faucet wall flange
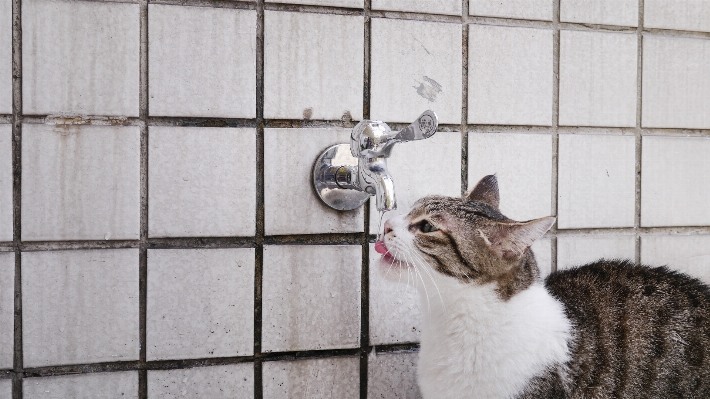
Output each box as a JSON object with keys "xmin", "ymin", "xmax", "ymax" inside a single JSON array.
[{"xmin": 313, "ymin": 144, "xmax": 370, "ymax": 211}]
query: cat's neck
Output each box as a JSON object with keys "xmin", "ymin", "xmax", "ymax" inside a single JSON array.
[{"xmin": 416, "ymin": 278, "xmax": 572, "ymax": 399}]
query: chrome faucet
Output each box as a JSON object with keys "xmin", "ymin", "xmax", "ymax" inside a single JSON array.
[{"xmin": 313, "ymin": 110, "xmax": 439, "ymax": 212}]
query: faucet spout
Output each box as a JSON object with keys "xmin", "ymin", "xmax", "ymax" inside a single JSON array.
[{"xmin": 373, "ymin": 172, "xmax": 396, "ymax": 212}]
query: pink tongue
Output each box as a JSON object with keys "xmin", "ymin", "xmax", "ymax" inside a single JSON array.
[{"xmin": 374, "ymin": 241, "xmax": 388, "ymax": 255}]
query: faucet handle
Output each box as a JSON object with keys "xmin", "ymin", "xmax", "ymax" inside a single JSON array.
[
  {"xmin": 350, "ymin": 110, "xmax": 439, "ymax": 159},
  {"xmin": 394, "ymin": 110, "xmax": 438, "ymax": 142}
]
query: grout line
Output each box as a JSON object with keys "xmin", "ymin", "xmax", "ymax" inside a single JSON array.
[
  {"xmin": 634, "ymin": 0, "xmax": 645, "ymax": 265},
  {"xmin": 11, "ymin": 0, "xmax": 22, "ymax": 395},
  {"xmin": 149, "ymin": 0, "xmax": 256, "ymax": 10},
  {"xmin": 460, "ymin": 0, "xmax": 469, "ymax": 196},
  {"xmin": 550, "ymin": 0, "xmax": 560, "ymax": 273},
  {"xmin": 138, "ymin": 0, "xmax": 149, "ymax": 397},
  {"xmin": 254, "ymin": 1, "xmax": 265, "ymax": 398},
  {"xmin": 15, "ymin": 344, "xmax": 419, "ymax": 378},
  {"xmin": 360, "ymin": 1, "xmax": 371, "ymax": 398}
]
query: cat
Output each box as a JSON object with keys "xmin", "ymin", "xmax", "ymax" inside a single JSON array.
[{"xmin": 375, "ymin": 174, "xmax": 710, "ymax": 399}]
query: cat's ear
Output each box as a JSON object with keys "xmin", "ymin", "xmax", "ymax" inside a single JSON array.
[
  {"xmin": 479, "ymin": 216, "xmax": 555, "ymax": 260},
  {"xmin": 465, "ymin": 174, "xmax": 500, "ymax": 209}
]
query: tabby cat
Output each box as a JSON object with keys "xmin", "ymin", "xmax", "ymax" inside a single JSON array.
[{"xmin": 375, "ymin": 175, "xmax": 710, "ymax": 399}]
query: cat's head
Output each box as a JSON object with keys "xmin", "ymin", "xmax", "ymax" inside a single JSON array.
[{"xmin": 376, "ymin": 175, "xmax": 555, "ymax": 299}]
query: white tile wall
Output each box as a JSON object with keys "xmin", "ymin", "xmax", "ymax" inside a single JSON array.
[
  {"xmin": 641, "ymin": 136, "xmax": 710, "ymax": 227},
  {"xmin": 147, "ymin": 249, "xmax": 255, "ymax": 361},
  {"xmin": 23, "ymin": 372, "xmax": 138, "ymax": 399},
  {"xmin": 21, "ymin": 124, "xmax": 140, "ymax": 241},
  {"xmin": 557, "ymin": 235, "xmax": 636, "ymax": 270},
  {"xmin": 22, "ymin": 249, "xmax": 139, "ymax": 367},
  {"xmin": 371, "ymin": 18, "xmax": 462, "ymax": 124},
  {"xmin": 264, "ymin": 11, "xmax": 363, "ymax": 121},
  {"xmin": 0, "ymin": 125, "xmax": 10, "ymax": 242},
  {"xmin": 369, "ymin": 244, "xmax": 421, "ymax": 345},
  {"xmin": 642, "ymin": 35, "xmax": 710, "ymax": 129},
  {"xmin": 0, "ymin": 0, "xmax": 10, "ymax": 114},
  {"xmin": 373, "ymin": 0, "xmax": 461, "ymax": 16},
  {"xmin": 368, "ymin": 351, "xmax": 421, "ymax": 399},
  {"xmin": 532, "ymin": 238, "xmax": 552, "ymax": 277},
  {"xmin": 560, "ymin": 0, "xmax": 638, "ymax": 27},
  {"xmin": 263, "ymin": 357, "xmax": 359, "ymax": 398},
  {"xmin": 266, "ymin": 0, "xmax": 362, "ymax": 7},
  {"xmin": 468, "ymin": 132, "xmax": 552, "ymax": 221},
  {"xmin": 148, "ymin": 127, "xmax": 256, "ymax": 238},
  {"xmin": 148, "ymin": 364, "xmax": 254, "ymax": 398},
  {"xmin": 0, "ymin": 379, "xmax": 9, "ymax": 399},
  {"xmin": 148, "ymin": 5, "xmax": 256, "ymax": 118},
  {"xmin": 0, "ymin": 253, "xmax": 12, "ymax": 369},
  {"xmin": 645, "ymin": 0, "xmax": 710, "ymax": 33},
  {"xmin": 468, "ymin": 25, "xmax": 553, "ymax": 126},
  {"xmin": 369, "ymin": 131, "xmax": 460, "ymax": 234},
  {"xmin": 559, "ymin": 30, "xmax": 637, "ymax": 127},
  {"xmin": 22, "ymin": 0, "xmax": 139, "ymax": 116},
  {"xmin": 470, "ymin": 0, "xmax": 552, "ymax": 21},
  {"xmin": 558, "ymin": 134, "xmax": 636, "ymax": 229},
  {"xmin": 262, "ymin": 245, "xmax": 361, "ymax": 352},
  {"xmin": 264, "ymin": 128, "xmax": 363, "ymax": 235},
  {"xmin": 641, "ymin": 235, "xmax": 710, "ymax": 285}
]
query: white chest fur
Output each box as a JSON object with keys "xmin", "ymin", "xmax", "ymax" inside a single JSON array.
[{"xmin": 417, "ymin": 281, "xmax": 571, "ymax": 399}]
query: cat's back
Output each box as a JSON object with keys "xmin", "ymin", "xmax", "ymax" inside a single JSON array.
[{"xmin": 544, "ymin": 259, "xmax": 710, "ymax": 398}]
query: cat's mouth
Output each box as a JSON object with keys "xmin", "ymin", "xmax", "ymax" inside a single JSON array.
[{"xmin": 375, "ymin": 240, "xmax": 396, "ymax": 263}]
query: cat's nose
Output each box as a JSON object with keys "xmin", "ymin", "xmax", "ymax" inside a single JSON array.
[{"xmin": 383, "ymin": 220, "xmax": 394, "ymax": 236}]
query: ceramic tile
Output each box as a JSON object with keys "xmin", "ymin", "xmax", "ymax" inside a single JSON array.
[
  {"xmin": 369, "ymin": 244, "xmax": 421, "ymax": 346},
  {"xmin": 468, "ymin": 25, "xmax": 553, "ymax": 126},
  {"xmin": 559, "ymin": 30, "xmax": 637, "ymax": 127},
  {"xmin": 561, "ymin": 0, "xmax": 638, "ymax": 26},
  {"xmin": 373, "ymin": 0, "xmax": 461, "ymax": 15},
  {"xmin": 21, "ymin": 124, "xmax": 140, "ymax": 241},
  {"xmin": 0, "ymin": 253, "xmax": 12, "ymax": 369},
  {"xmin": 371, "ymin": 18, "xmax": 462, "ymax": 124},
  {"xmin": 557, "ymin": 235, "xmax": 636, "ymax": 270},
  {"xmin": 368, "ymin": 351, "xmax": 422, "ymax": 399},
  {"xmin": 262, "ymin": 245, "xmax": 361, "ymax": 352},
  {"xmin": 645, "ymin": 0, "xmax": 710, "ymax": 33},
  {"xmin": 557, "ymin": 134, "xmax": 636, "ymax": 229},
  {"xmin": 0, "ymin": 125, "xmax": 10, "ymax": 242},
  {"xmin": 642, "ymin": 35, "xmax": 710, "ymax": 129},
  {"xmin": 641, "ymin": 136, "xmax": 710, "ymax": 227},
  {"xmin": 22, "ymin": 0, "xmax": 139, "ymax": 116},
  {"xmin": 533, "ymin": 238, "xmax": 552, "ymax": 277},
  {"xmin": 262, "ymin": 357, "xmax": 359, "ymax": 398},
  {"xmin": 470, "ymin": 0, "xmax": 552, "ymax": 21},
  {"xmin": 368, "ymin": 131, "xmax": 460, "ymax": 234},
  {"xmin": 148, "ymin": 127, "xmax": 256, "ymax": 238},
  {"xmin": 147, "ymin": 249, "xmax": 255, "ymax": 360},
  {"xmin": 22, "ymin": 249, "xmax": 139, "ymax": 367},
  {"xmin": 264, "ymin": 128, "xmax": 363, "ymax": 235},
  {"xmin": 641, "ymin": 235, "xmax": 710, "ymax": 285},
  {"xmin": 468, "ymin": 132, "xmax": 553, "ymax": 221},
  {"xmin": 265, "ymin": 0, "xmax": 362, "ymax": 8},
  {"xmin": 0, "ymin": 0, "xmax": 10, "ymax": 114},
  {"xmin": 148, "ymin": 364, "xmax": 254, "ymax": 398},
  {"xmin": 23, "ymin": 372, "xmax": 138, "ymax": 399},
  {"xmin": 0, "ymin": 379, "xmax": 9, "ymax": 399},
  {"xmin": 149, "ymin": 5, "xmax": 256, "ymax": 118},
  {"xmin": 264, "ymin": 11, "xmax": 363, "ymax": 121}
]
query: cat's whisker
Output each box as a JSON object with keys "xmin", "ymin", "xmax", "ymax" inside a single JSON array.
[{"xmin": 406, "ymin": 243, "xmax": 447, "ymax": 312}]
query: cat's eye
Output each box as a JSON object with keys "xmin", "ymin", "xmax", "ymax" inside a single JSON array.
[{"xmin": 419, "ymin": 220, "xmax": 438, "ymax": 233}]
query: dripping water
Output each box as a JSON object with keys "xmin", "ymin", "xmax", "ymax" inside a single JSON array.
[{"xmin": 376, "ymin": 210, "xmax": 386, "ymax": 242}]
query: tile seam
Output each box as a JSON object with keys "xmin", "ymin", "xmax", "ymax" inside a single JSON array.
[
  {"xmin": 11, "ymin": 0, "xmax": 22, "ymax": 395},
  {"xmin": 254, "ymin": 1, "xmax": 265, "ymax": 398},
  {"xmin": 550, "ymin": 0, "xmax": 561, "ymax": 273},
  {"xmin": 138, "ymin": 0, "xmax": 149, "ymax": 397},
  {"xmin": 634, "ymin": 0, "xmax": 645, "ymax": 265}
]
